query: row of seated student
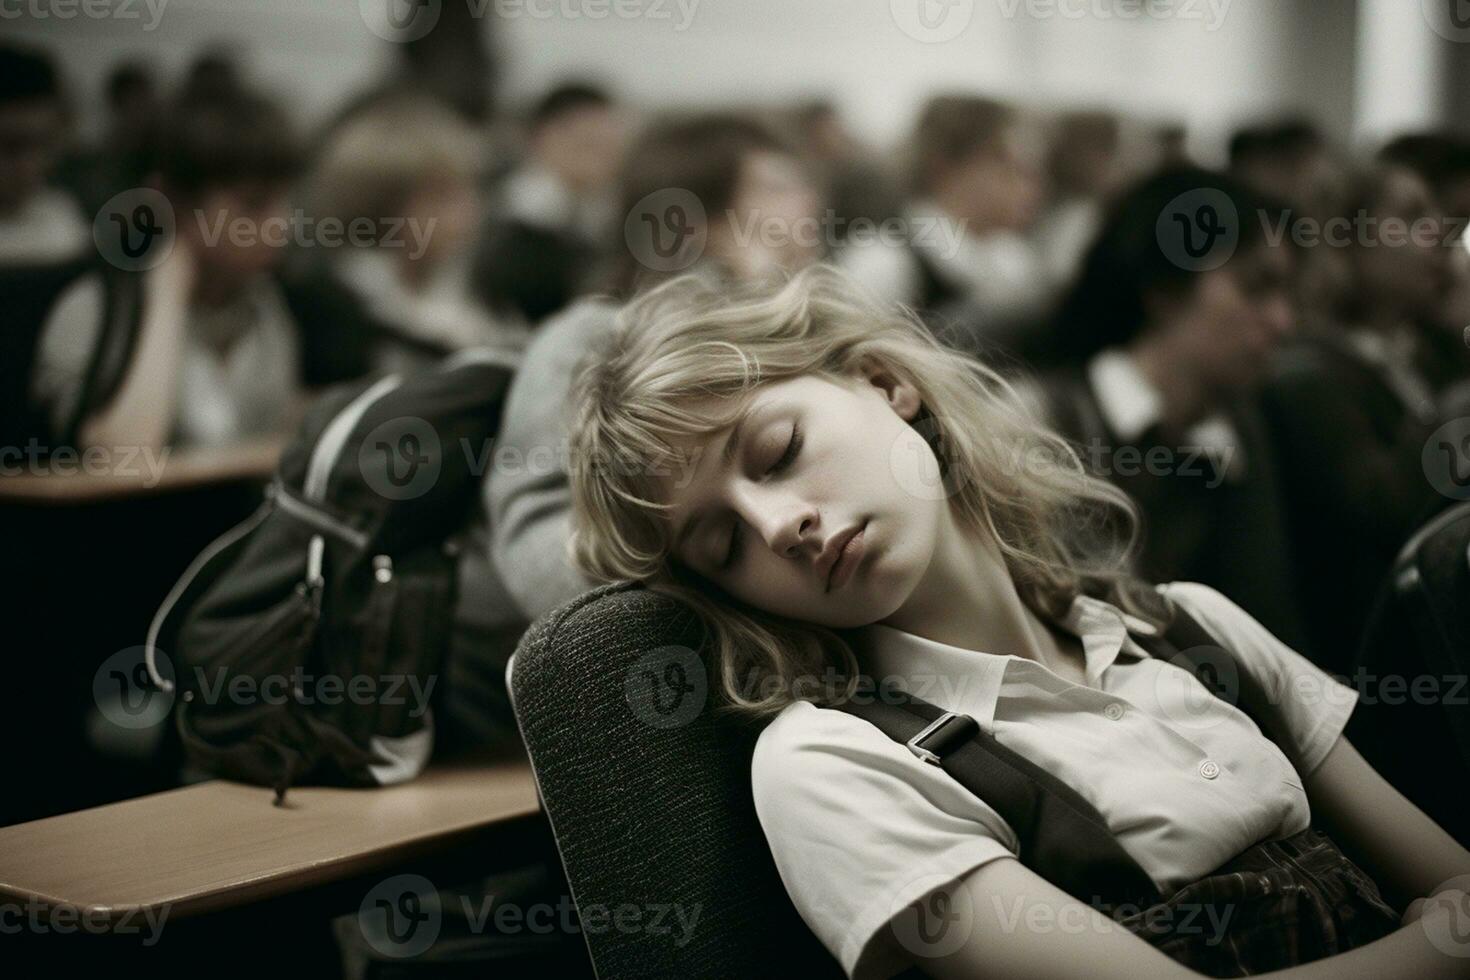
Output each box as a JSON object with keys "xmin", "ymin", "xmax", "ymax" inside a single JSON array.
[
  {"xmin": 486, "ymin": 114, "xmax": 1470, "ymax": 682},
  {"xmin": 7, "ymin": 38, "xmax": 1470, "ymax": 695}
]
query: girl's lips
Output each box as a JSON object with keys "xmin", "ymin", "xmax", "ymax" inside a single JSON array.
[{"xmin": 827, "ymin": 523, "xmax": 867, "ymax": 591}]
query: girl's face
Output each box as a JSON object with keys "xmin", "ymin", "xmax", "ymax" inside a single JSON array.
[{"xmin": 658, "ymin": 370, "xmax": 948, "ymax": 629}]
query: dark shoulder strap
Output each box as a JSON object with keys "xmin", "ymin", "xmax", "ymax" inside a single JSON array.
[
  {"xmin": 832, "ymin": 688, "xmax": 1162, "ymax": 909},
  {"xmin": 69, "ymin": 266, "xmax": 145, "ymax": 444},
  {"xmin": 1134, "ymin": 601, "xmax": 1305, "ymax": 774}
]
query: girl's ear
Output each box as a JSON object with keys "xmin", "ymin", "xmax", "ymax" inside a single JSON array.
[{"xmin": 858, "ymin": 359, "xmax": 923, "ymax": 421}]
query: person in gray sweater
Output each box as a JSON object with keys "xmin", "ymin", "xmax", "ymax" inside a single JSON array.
[
  {"xmin": 486, "ymin": 298, "xmax": 617, "ymax": 618},
  {"xmin": 486, "ymin": 112, "xmax": 824, "ymax": 619}
]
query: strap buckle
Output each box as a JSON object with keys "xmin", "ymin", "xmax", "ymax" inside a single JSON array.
[{"xmin": 905, "ymin": 711, "xmax": 976, "ymax": 766}]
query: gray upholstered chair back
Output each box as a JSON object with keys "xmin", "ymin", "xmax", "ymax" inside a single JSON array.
[{"xmin": 508, "ymin": 582, "xmax": 844, "ymax": 979}]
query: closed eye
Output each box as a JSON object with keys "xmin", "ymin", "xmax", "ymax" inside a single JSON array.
[
  {"xmin": 767, "ymin": 423, "xmax": 802, "ymax": 477},
  {"xmin": 722, "ymin": 424, "xmax": 802, "ymax": 569}
]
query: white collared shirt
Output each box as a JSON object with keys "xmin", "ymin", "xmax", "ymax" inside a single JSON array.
[
  {"xmin": 1087, "ymin": 347, "xmax": 1246, "ymax": 482},
  {"xmin": 749, "ymin": 582, "xmax": 1357, "ymax": 979},
  {"xmin": 1344, "ymin": 326, "xmax": 1439, "ymax": 424},
  {"xmin": 0, "ymin": 188, "xmax": 88, "ymax": 265},
  {"xmin": 835, "ymin": 200, "xmax": 1051, "ymax": 320}
]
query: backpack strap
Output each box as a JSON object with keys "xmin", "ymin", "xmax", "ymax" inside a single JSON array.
[
  {"xmin": 831, "ymin": 689, "xmax": 1163, "ymax": 909},
  {"xmin": 831, "ymin": 596, "xmax": 1317, "ymax": 909},
  {"xmin": 1132, "ymin": 600, "xmax": 1306, "ymax": 776}
]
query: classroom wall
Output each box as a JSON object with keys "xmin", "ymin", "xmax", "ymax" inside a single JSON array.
[{"xmin": 0, "ymin": 0, "xmax": 1416, "ymax": 161}]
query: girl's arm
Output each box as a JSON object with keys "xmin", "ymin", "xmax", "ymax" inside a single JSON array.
[
  {"xmin": 1302, "ymin": 734, "xmax": 1470, "ymax": 913},
  {"xmin": 899, "ymin": 858, "xmax": 1470, "ymax": 980}
]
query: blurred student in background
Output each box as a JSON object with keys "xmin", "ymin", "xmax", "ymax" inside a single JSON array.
[
  {"xmin": 309, "ymin": 94, "xmax": 524, "ymax": 374},
  {"xmin": 488, "ymin": 113, "xmax": 823, "ymax": 620},
  {"xmin": 1031, "ymin": 109, "xmax": 1123, "ymax": 288},
  {"xmin": 1262, "ymin": 164, "xmax": 1462, "ymax": 666},
  {"xmin": 1229, "ymin": 118, "xmax": 1339, "ymax": 222},
  {"xmin": 838, "ymin": 95, "xmax": 1048, "ymax": 333},
  {"xmin": 472, "ymin": 82, "xmax": 627, "ymax": 326},
  {"xmin": 792, "ymin": 98, "xmax": 903, "ymax": 249},
  {"xmin": 609, "ymin": 113, "xmax": 825, "ymax": 296},
  {"xmin": 29, "ymin": 87, "xmax": 373, "ymax": 452},
  {"xmin": 1379, "ymin": 132, "xmax": 1470, "ymax": 386},
  {"xmin": 72, "ymin": 63, "xmax": 161, "ymax": 215},
  {"xmin": 1036, "ymin": 166, "xmax": 1309, "ymax": 653},
  {"xmin": 0, "ymin": 45, "xmax": 88, "ymax": 266}
]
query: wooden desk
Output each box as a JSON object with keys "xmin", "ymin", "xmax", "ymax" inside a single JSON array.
[
  {"xmin": 0, "ymin": 754, "xmax": 540, "ymax": 923},
  {"xmin": 0, "ymin": 438, "xmax": 282, "ymax": 504}
]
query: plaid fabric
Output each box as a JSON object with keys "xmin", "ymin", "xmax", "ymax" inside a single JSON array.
[{"xmin": 1105, "ymin": 826, "xmax": 1400, "ymax": 977}]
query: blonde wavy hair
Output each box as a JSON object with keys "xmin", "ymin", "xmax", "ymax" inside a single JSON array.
[{"xmin": 568, "ymin": 264, "xmax": 1167, "ymax": 718}]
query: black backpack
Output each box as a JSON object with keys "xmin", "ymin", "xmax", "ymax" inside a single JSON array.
[{"xmin": 144, "ymin": 349, "xmax": 515, "ymax": 802}]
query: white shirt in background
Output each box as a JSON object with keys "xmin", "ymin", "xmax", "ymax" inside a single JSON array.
[
  {"xmin": 0, "ymin": 188, "xmax": 89, "ymax": 265},
  {"xmin": 1087, "ymin": 347, "xmax": 1246, "ymax": 482},
  {"xmin": 837, "ymin": 200, "xmax": 1051, "ymax": 322},
  {"xmin": 335, "ymin": 248, "xmax": 530, "ymax": 360},
  {"xmin": 173, "ymin": 277, "xmax": 301, "ymax": 447},
  {"xmin": 31, "ymin": 271, "xmax": 303, "ymax": 448}
]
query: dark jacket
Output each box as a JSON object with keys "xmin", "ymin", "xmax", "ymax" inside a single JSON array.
[
  {"xmin": 1261, "ymin": 329, "xmax": 1451, "ymax": 667},
  {"xmin": 1039, "ymin": 366, "xmax": 1312, "ymax": 657}
]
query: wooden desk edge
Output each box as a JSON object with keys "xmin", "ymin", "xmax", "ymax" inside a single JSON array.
[
  {"xmin": 0, "ymin": 441, "xmax": 281, "ymax": 504},
  {"xmin": 1, "ymin": 800, "xmax": 543, "ymax": 923}
]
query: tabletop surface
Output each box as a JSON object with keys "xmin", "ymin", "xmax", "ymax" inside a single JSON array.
[
  {"xmin": 0, "ymin": 438, "xmax": 282, "ymax": 504},
  {"xmin": 0, "ymin": 753, "xmax": 539, "ymax": 921}
]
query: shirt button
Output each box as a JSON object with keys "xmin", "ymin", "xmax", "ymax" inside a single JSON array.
[
  {"xmin": 1103, "ymin": 702, "xmax": 1125, "ymax": 721},
  {"xmin": 1199, "ymin": 760, "xmax": 1221, "ymax": 780}
]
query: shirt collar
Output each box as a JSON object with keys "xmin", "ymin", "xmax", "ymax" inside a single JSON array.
[
  {"xmin": 850, "ymin": 594, "xmax": 1158, "ymax": 728},
  {"xmin": 1087, "ymin": 347, "xmax": 1165, "ymax": 444},
  {"xmin": 1344, "ymin": 327, "xmax": 1438, "ymax": 422},
  {"xmin": 1086, "ymin": 346, "xmax": 1247, "ymax": 480},
  {"xmin": 502, "ymin": 165, "xmax": 577, "ymax": 231}
]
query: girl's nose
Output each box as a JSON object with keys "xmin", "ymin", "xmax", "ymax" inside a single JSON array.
[
  {"xmin": 760, "ymin": 503, "xmax": 817, "ymax": 559},
  {"xmin": 776, "ymin": 516, "xmax": 816, "ymax": 558}
]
